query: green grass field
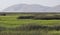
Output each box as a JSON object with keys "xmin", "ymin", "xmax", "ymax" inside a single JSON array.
[
  {"xmin": 0, "ymin": 14, "xmax": 60, "ymax": 35},
  {"xmin": 0, "ymin": 16, "xmax": 60, "ymax": 27}
]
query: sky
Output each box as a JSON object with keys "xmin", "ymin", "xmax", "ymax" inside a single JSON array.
[{"xmin": 0, "ymin": 0, "xmax": 60, "ymax": 11}]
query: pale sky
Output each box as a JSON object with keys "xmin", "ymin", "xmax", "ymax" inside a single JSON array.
[{"xmin": 0, "ymin": 0, "xmax": 60, "ymax": 11}]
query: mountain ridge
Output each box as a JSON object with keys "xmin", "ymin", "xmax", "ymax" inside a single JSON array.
[{"xmin": 2, "ymin": 4, "xmax": 60, "ymax": 12}]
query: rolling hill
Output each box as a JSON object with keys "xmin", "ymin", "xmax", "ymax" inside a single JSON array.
[{"xmin": 2, "ymin": 4, "xmax": 60, "ymax": 12}]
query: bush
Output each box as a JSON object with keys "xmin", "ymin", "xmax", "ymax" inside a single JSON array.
[{"xmin": 17, "ymin": 16, "xmax": 34, "ymax": 19}]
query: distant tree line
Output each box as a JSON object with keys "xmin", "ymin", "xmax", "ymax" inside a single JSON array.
[
  {"xmin": 0, "ymin": 13, "xmax": 6, "ymax": 16},
  {"xmin": 17, "ymin": 15, "xmax": 60, "ymax": 20}
]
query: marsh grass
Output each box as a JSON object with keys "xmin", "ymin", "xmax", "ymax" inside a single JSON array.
[{"xmin": 0, "ymin": 14, "xmax": 60, "ymax": 35}]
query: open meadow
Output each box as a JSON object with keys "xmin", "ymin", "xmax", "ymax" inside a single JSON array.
[{"xmin": 0, "ymin": 13, "xmax": 60, "ymax": 35}]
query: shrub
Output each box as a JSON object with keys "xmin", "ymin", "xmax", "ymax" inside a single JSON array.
[{"xmin": 17, "ymin": 16, "xmax": 34, "ymax": 19}]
